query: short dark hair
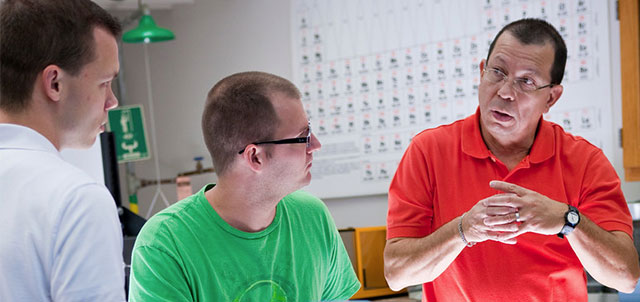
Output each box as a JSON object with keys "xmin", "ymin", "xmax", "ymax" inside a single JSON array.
[
  {"xmin": 0, "ymin": 0, "xmax": 122, "ymax": 113},
  {"xmin": 486, "ymin": 18, "xmax": 567, "ymax": 85},
  {"xmin": 202, "ymin": 71, "xmax": 301, "ymax": 176}
]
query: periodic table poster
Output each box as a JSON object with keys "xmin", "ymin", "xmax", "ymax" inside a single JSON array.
[{"xmin": 292, "ymin": 0, "xmax": 613, "ymax": 198}]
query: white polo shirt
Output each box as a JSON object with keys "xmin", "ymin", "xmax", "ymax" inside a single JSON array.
[{"xmin": 0, "ymin": 124, "xmax": 125, "ymax": 302}]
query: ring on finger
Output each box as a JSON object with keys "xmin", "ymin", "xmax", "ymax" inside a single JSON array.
[{"xmin": 515, "ymin": 211, "xmax": 521, "ymax": 222}]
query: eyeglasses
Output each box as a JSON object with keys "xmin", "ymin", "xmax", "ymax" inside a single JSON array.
[
  {"xmin": 238, "ymin": 121, "xmax": 311, "ymax": 154},
  {"xmin": 482, "ymin": 67, "xmax": 555, "ymax": 94}
]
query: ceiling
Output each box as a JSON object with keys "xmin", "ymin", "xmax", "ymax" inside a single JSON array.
[{"xmin": 94, "ymin": 0, "xmax": 193, "ymax": 10}]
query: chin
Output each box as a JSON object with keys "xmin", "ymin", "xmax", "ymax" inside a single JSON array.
[
  {"xmin": 487, "ymin": 122, "xmax": 517, "ymax": 136},
  {"xmin": 300, "ymin": 174, "xmax": 312, "ymax": 187},
  {"xmin": 300, "ymin": 180, "xmax": 311, "ymax": 188},
  {"xmin": 78, "ymin": 136, "xmax": 99, "ymax": 149}
]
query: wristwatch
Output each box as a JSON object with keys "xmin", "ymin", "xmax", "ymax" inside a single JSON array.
[{"xmin": 557, "ymin": 205, "xmax": 580, "ymax": 238}]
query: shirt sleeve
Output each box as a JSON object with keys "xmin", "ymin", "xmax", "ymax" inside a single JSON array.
[
  {"xmin": 387, "ymin": 136, "xmax": 434, "ymax": 239},
  {"xmin": 321, "ymin": 210, "xmax": 361, "ymax": 300},
  {"xmin": 578, "ymin": 150, "xmax": 633, "ymax": 239},
  {"xmin": 50, "ymin": 184, "xmax": 125, "ymax": 302},
  {"xmin": 128, "ymin": 243, "xmax": 193, "ymax": 302}
]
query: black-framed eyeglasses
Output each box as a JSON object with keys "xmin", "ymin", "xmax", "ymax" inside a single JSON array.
[
  {"xmin": 482, "ymin": 67, "xmax": 555, "ymax": 94},
  {"xmin": 238, "ymin": 121, "xmax": 311, "ymax": 154}
]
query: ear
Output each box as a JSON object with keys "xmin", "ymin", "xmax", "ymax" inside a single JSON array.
[
  {"xmin": 240, "ymin": 144, "xmax": 266, "ymax": 173},
  {"xmin": 41, "ymin": 65, "xmax": 63, "ymax": 102},
  {"xmin": 544, "ymin": 84, "xmax": 563, "ymax": 113},
  {"xmin": 479, "ymin": 59, "xmax": 486, "ymax": 77}
]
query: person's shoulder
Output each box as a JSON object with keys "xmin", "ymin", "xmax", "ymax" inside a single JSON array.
[
  {"xmin": 135, "ymin": 192, "xmax": 203, "ymax": 246},
  {"xmin": 282, "ymin": 190, "xmax": 328, "ymax": 214},
  {"xmin": 407, "ymin": 118, "xmax": 466, "ymax": 156},
  {"xmin": 413, "ymin": 118, "xmax": 465, "ymax": 143},
  {"xmin": 549, "ymin": 121, "xmax": 602, "ymax": 154},
  {"xmin": 283, "ymin": 190, "xmax": 325, "ymax": 205},
  {"xmin": 61, "ymin": 162, "xmax": 102, "ymax": 187},
  {"xmin": 281, "ymin": 190, "xmax": 337, "ymax": 234},
  {"xmin": 34, "ymin": 155, "xmax": 111, "ymax": 205},
  {"xmin": 31, "ymin": 152, "xmax": 98, "ymax": 185},
  {"xmin": 8, "ymin": 146, "xmax": 102, "ymax": 196}
]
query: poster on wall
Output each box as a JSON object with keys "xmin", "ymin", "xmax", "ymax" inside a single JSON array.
[{"xmin": 291, "ymin": 0, "xmax": 613, "ymax": 199}]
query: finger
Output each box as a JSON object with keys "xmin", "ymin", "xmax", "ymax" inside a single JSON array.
[
  {"xmin": 513, "ymin": 221, "xmax": 530, "ymax": 235},
  {"xmin": 491, "ymin": 226, "xmax": 527, "ymax": 243},
  {"xmin": 484, "ymin": 216, "xmax": 520, "ymax": 229},
  {"xmin": 504, "ymin": 238, "xmax": 517, "ymax": 244},
  {"xmin": 501, "ymin": 223, "xmax": 530, "ymax": 241},
  {"xmin": 499, "ymin": 237, "xmax": 518, "ymax": 245},
  {"xmin": 486, "ymin": 206, "xmax": 518, "ymax": 216},
  {"xmin": 483, "ymin": 220, "xmax": 520, "ymax": 233},
  {"xmin": 490, "ymin": 180, "xmax": 530, "ymax": 196},
  {"xmin": 495, "ymin": 235, "xmax": 518, "ymax": 245},
  {"xmin": 483, "ymin": 194, "xmax": 521, "ymax": 208},
  {"xmin": 486, "ymin": 231, "xmax": 519, "ymax": 244}
]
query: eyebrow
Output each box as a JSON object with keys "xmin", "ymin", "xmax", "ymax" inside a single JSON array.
[
  {"xmin": 489, "ymin": 57, "xmax": 541, "ymax": 77},
  {"xmin": 513, "ymin": 67, "xmax": 542, "ymax": 78},
  {"xmin": 101, "ymin": 72, "xmax": 119, "ymax": 82}
]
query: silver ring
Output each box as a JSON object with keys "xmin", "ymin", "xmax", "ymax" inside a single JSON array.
[{"xmin": 515, "ymin": 211, "xmax": 521, "ymax": 222}]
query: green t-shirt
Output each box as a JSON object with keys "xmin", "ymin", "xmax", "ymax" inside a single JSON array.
[{"xmin": 129, "ymin": 184, "xmax": 360, "ymax": 301}]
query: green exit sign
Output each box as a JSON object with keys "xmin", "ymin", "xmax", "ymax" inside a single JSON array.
[{"xmin": 107, "ymin": 104, "xmax": 150, "ymax": 163}]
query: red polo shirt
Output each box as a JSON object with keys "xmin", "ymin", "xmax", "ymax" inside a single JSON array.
[{"xmin": 387, "ymin": 110, "xmax": 633, "ymax": 301}]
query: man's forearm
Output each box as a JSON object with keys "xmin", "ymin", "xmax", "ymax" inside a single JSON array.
[
  {"xmin": 383, "ymin": 217, "xmax": 467, "ymax": 291},
  {"xmin": 568, "ymin": 214, "xmax": 640, "ymax": 293}
]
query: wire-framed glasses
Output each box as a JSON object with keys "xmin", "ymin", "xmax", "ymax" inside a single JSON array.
[
  {"xmin": 482, "ymin": 67, "xmax": 555, "ymax": 94},
  {"xmin": 238, "ymin": 121, "xmax": 311, "ymax": 154}
]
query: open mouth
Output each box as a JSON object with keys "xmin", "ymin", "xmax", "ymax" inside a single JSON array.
[{"xmin": 491, "ymin": 110, "xmax": 513, "ymax": 122}]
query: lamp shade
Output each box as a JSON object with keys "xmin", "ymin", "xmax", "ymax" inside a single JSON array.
[{"xmin": 122, "ymin": 14, "xmax": 175, "ymax": 43}]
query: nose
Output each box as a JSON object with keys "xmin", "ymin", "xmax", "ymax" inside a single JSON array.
[
  {"xmin": 105, "ymin": 86, "xmax": 118, "ymax": 110},
  {"xmin": 496, "ymin": 79, "xmax": 516, "ymax": 102},
  {"xmin": 307, "ymin": 133, "xmax": 321, "ymax": 153}
]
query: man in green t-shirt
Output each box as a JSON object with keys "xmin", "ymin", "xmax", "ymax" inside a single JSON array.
[{"xmin": 129, "ymin": 71, "xmax": 361, "ymax": 301}]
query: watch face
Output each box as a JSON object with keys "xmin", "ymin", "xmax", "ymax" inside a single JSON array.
[{"xmin": 568, "ymin": 212, "xmax": 579, "ymax": 224}]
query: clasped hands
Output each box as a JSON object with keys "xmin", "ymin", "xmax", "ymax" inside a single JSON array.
[{"xmin": 461, "ymin": 180, "xmax": 569, "ymax": 245}]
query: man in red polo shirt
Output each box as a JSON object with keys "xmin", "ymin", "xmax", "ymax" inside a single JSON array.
[{"xmin": 384, "ymin": 18, "xmax": 640, "ymax": 301}]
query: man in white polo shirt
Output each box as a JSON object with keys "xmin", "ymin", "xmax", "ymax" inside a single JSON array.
[{"xmin": 0, "ymin": 0, "xmax": 125, "ymax": 301}]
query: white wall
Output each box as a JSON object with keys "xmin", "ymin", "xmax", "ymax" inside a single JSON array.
[{"xmin": 117, "ymin": 0, "xmax": 639, "ymax": 227}]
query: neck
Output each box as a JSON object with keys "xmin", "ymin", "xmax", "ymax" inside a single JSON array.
[
  {"xmin": 205, "ymin": 176, "xmax": 283, "ymax": 232},
  {"xmin": 0, "ymin": 103, "xmax": 61, "ymax": 150},
  {"xmin": 481, "ymin": 127, "xmax": 535, "ymax": 171}
]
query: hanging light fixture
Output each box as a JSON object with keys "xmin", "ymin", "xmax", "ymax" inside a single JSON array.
[{"xmin": 122, "ymin": 4, "xmax": 174, "ymax": 44}]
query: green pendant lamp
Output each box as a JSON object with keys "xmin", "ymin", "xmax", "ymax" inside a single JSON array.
[{"xmin": 122, "ymin": 5, "xmax": 174, "ymax": 44}]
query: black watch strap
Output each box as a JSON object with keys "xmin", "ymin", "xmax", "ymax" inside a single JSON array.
[{"xmin": 557, "ymin": 205, "xmax": 580, "ymax": 239}]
